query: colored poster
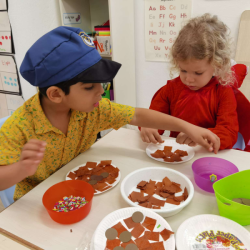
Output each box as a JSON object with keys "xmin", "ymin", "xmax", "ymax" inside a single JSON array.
[{"xmin": 145, "ymin": 0, "xmax": 192, "ymax": 62}]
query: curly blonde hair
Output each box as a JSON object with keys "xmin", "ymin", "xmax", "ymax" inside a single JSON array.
[{"xmin": 170, "ymin": 13, "xmax": 235, "ymax": 86}]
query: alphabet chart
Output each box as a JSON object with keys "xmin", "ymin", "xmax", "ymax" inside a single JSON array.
[{"xmin": 145, "ymin": 0, "xmax": 192, "ymax": 62}]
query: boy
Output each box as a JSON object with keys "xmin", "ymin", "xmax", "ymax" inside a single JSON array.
[{"xmin": 0, "ymin": 27, "xmax": 219, "ymax": 200}]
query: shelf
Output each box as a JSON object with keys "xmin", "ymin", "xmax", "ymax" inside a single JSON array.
[
  {"xmin": 58, "ymin": 0, "xmax": 136, "ymax": 107},
  {"xmin": 59, "ymin": 0, "xmax": 109, "ymax": 32}
]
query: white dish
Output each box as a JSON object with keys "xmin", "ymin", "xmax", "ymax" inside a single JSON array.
[
  {"xmin": 92, "ymin": 207, "xmax": 175, "ymax": 250},
  {"xmin": 176, "ymin": 214, "xmax": 250, "ymax": 250},
  {"xmin": 120, "ymin": 167, "xmax": 194, "ymax": 218},
  {"xmin": 66, "ymin": 161, "xmax": 121, "ymax": 195},
  {"xmin": 146, "ymin": 139, "xmax": 195, "ymax": 164}
]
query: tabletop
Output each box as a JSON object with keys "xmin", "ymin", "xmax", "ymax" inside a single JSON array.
[{"xmin": 0, "ymin": 128, "xmax": 249, "ymax": 250}]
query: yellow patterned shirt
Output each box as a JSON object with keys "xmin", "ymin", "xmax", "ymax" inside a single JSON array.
[{"xmin": 0, "ymin": 93, "xmax": 135, "ymax": 200}]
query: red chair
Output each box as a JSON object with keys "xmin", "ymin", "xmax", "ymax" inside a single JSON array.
[{"xmin": 231, "ymin": 64, "xmax": 250, "ymax": 152}]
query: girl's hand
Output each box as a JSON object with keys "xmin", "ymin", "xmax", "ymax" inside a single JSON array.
[
  {"xmin": 185, "ymin": 126, "xmax": 220, "ymax": 153},
  {"xmin": 176, "ymin": 132, "xmax": 197, "ymax": 147},
  {"xmin": 140, "ymin": 128, "xmax": 164, "ymax": 144}
]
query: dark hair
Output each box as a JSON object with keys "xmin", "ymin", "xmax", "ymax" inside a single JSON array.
[{"xmin": 39, "ymin": 75, "xmax": 80, "ymax": 97}]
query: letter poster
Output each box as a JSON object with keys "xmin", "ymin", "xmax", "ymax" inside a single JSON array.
[{"xmin": 145, "ymin": 0, "xmax": 192, "ymax": 62}]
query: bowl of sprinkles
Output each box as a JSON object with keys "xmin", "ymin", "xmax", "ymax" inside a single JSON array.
[
  {"xmin": 42, "ymin": 180, "xmax": 94, "ymax": 224},
  {"xmin": 53, "ymin": 195, "xmax": 88, "ymax": 212}
]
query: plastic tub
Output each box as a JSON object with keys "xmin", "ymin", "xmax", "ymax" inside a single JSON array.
[
  {"xmin": 42, "ymin": 180, "xmax": 94, "ymax": 224},
  {"xmin": 120, "ymin": 167, "xmax": 194, "ymax": 218},
  {"xmin": 213, "ymin": 170, "xmax": 250, "ymax": 226},
  {"xmin": 192, "ymin": 157, "xmax": 239, "ymax": 193}
]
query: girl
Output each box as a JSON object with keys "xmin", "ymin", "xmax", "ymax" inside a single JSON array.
[{"xmin": 140, "ymin": 13, "xmax": 239, "ymax": 150}]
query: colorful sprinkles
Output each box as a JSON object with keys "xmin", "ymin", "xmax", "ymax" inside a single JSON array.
[{"xmin": 53, "ymin": 195, "xmax": 88, "ymax": 212}]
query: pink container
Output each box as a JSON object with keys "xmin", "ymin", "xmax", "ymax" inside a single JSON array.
[{"xmin": 192, "ymin": 157, "xmax": 239, "ymax": 193}]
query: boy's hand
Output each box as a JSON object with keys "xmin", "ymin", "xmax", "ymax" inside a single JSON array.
[
  {"xmin": 185, "ymin": 126, "xmax": 220, "ymax": 153},
  {"xmin": 176, "ymin": 132, "xmax": 197, "ymax": 147},
  {"xmin": 19, "ymin": 139, "xmax": 46, "ymax": 176},
  {"xmin": 140, "ymin": 128, "xmax": 164, "ymax": 144}
]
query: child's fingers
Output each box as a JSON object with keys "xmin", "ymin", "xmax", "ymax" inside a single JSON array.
[
  {"xmin": 145, "ymin": 137, "xmax": 151, "ymax": 143},
  {"xmin": 203, "ymin": 138, "xmax": 218, "ymax": 153},
  {"xmin": 188, "ymin": 141, "xmax": 197, "ymax": 147},
  {"xmin": 28, "ymin": 139, "xmax": 47, "ymax": 147},
  {"xmin": 176, "ymin": 134, "xmax": 182, "ymax": 144},
  {"xmin": 176, "ymin": 137, "xmax": 181, "ymax": 144},
  {"xmin": 153, "ymin": 131, "xmax": 164, "ymax": 143},
  {"xmin": 206, "ymin": 135, "xmax": 220, "ymax": 154},
  {"xmin": 176, "ymin": 133, "xmax": 189, "ymax": 144},
  {"xmin": 21, "ymin": 159, "xmax": 42, "ymax": 176},
  {"xmin": 188, "ymin": 127, "xmax": 220, "ymax": 153},
  {"xmin": 22, "ymin": 159, "xmax": 41, "ymax": 167},
  {"xmin": 23, "ymin": 143, "xmax": 46, "ymax": 152},
  {"xmin": 149, "ymin": 134, "xmax": 158, "ymax": 144},
  {"xmin": 141, "ymin": 134, "xmax": 151, "ymax": 143},
  {"xmin": 198, "ymin": 137, "xmax": 214, "ymax": 152},
  {"xmin": 140, "ymin": 132, "xmax": 147, "ymax": 143},
  {"xmin": 183, "ymin": 137, "xmax": 193, "ymax": 145},
  {"xmin": 211, "ymin": 141, "xmax": 219, "ymax": 154},
  {"xmin": 21, "ymin": 150, "xmax": 44, "ymax": 161},
  {"xmin": 141, "ymin": 135, "xmax": 146, "ymax": 143}
]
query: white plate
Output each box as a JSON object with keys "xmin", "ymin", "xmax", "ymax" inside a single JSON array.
[
  {"xmin": 92, "ymin": 207, "xmax": 175, "ymax": 250},
  {"xmin": 121, "ymin": 167, "xmax": 194, "ymax": 217},
  {"xmin": 146, "ymin": 139, "xmax": 195, "ymax": 164},
  {"xmin": 176, "ymin": 214, "xmax": 250, "ymax": 250},
  {"xmin": 66, "ymin": 161, "xmax": 121, "ymax": 195}
]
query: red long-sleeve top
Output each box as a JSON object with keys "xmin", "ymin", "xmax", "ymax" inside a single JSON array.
[{"xmin": 148, "ymin": 76, "xmax": 239, "ymax": 150}]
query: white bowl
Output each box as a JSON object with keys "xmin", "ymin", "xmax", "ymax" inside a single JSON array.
[{"xmin": 120, "ymin": 167, "xmax": 194, "ymax": 217}]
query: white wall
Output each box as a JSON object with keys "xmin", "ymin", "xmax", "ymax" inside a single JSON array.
[
  {"xmin": 90, "ymin": 0, "xmax": 109, "ymax": 31},
  {"xmin": 59, "ymin": 0, "xmax": 92, "ymax": 32},
  {"xmin": 7, "ymin": 0, "xmax": 250, "ymax": 104},
  {"xmin": 8, "ymin": 0, "xmax": 109, "ymax": 101},
  {"xmin": 135, "ymin": 0, "xmax": 250, "ymax": 108},
  {"xmin": 8, "ymin": 0, "xmax": 62, "ymax": 101}
]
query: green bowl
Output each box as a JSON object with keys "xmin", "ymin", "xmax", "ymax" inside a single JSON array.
[{"xmin": 213, "ymin": 170, "xmax": 250, "ymax": 226}]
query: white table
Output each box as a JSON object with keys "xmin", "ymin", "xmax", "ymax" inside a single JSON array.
[{"xmin": 0, "ymin": 128, "xmax": 249, "ymax": 250}]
